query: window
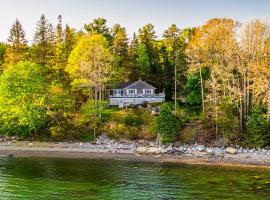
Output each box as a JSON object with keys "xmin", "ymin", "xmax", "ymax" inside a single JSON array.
[
  {"xmin": 144, "ymin": 89, "xmax": 152, "ymax": 94},
  {"xmin": 128, "ymin": 89, "xmax": 136, "ymax": 94}
]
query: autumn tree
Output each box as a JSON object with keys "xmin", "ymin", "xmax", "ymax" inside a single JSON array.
[{"xmin": 66, "ymin": 34, "xmax": 116, "ymax": 110}]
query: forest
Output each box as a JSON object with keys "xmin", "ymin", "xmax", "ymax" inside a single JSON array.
[{"xmin": 0, "ymin": 15, "xmax": 269, "ymax": 147}]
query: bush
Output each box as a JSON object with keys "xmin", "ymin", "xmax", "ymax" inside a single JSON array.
[
  {"xmin": 104, "ymin": 121, "xmax": 139, "ymax": 140},
  {"xmin": 178, "ymin": 126, "xmax": 196, "ymax": 144},
  {"xmin": 155, "ymin": 103, "xmax": 178, "ymax": 144},
  {"xmin": 244, "ymin": 108, "xmax": 270, "ymax": 147},
  {"xmin": 124, "ymin": 109, "xmax": 144, "ymax": 126},
  {"xmin": 215, "ymin": 98, "xmax": 239, "ymax": 144}
]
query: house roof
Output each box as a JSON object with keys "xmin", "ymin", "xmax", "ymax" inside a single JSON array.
[
  {"xmin": 117, "ymin": 82, "xmax": 132, "ymax": 89},
  {"xmin": 124, "ymin": 80, "xmax": 156, "ymax": 90}
]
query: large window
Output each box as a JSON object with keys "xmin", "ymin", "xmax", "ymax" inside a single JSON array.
[
  {"xmin": 128, "ymin": 89, "xmax": 136, "ymax": 94},
  {"xmin": 144, "ymin": 89, "xmax": 152, "ymax": 94},
  {"xmin": 113, "ymin": 90, "xmax": 123, "ymax": 96}
]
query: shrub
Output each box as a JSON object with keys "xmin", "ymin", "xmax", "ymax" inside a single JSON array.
[
  {"xmin": 104, "ymin": 122, "xmax": 139, "ymax": 140},
  {"xmin": 155, "ymin": 103, "xmax": 177, "ymax": 144},
  {"xmin": 124, "ymin": 109, "xmax": 144, "ymax": 126},
  {"xmin": 215, "ymin": 98, "xmax": 239, "ymax": 144},
  {"xmin": 244, "ymin": 108, "xmax": 270, "ymax": 147},
  {"xmin": 179, "ymin": 126, "xmax": 196, "ymax": 144}
]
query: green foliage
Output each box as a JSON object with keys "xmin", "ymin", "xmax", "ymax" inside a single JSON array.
[
  {"xmin": 84, "ymin": 18, "xmax": 112, "ymax": 42},
  {"xmin": 185, "ymin": 67, "xmax": 210, "ymax": 108},
  {"xmin": 0, "ymin": 15, "xmax": 269, "ymax": 147},
  {"xmin": 155, "ymin": 103, "xmax": 178, "ymax": 143},
  {"xmin": 32, "ymin": 14, "xmax": 56, "ymax": 66},
  {"xmin": 5, "ymin": 19, "xmax": 27, "ymax": 65},
  {"xmin": 124, "ymin": 109, "xmax": 144, "ymax": 127},
  {"xmin": 66, "ymin": 33, "xmax": 116, "ymax": 90},
  {"xmin": 0, "ymin": 61, "xmax": 46, "ymax": 137},
  {"xmin": 215, "ymin": 98, "xmax": 239, "ymax": 144},
  {"xmin": 179, "ymin": 126, "xmax": 196, "ymax": 144},
  {"xmin": 136, "ymin": 44, "xmax": 150, "ymax": 79},
  {"xmin": 244, "ymin": 108, "xmax": 270, "ymax": 147},
  {"xmin": 0, "ymin": 43, "xmax": 6, "ymax": 70}
]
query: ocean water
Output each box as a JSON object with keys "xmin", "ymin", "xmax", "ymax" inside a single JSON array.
[{"xmin": 0, "ymin": 157, "xmax": 269, "ymax": 199}]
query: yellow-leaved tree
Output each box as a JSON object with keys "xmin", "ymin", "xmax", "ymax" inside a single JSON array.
[{"xmin": 66, "ymin": 33, "xmax": 117, "ymax": 137}]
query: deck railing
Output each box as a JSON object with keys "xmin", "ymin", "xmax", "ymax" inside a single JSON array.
[{"xmin": 109, "ymin": 93, "xmax": 165, "ymax": 98}]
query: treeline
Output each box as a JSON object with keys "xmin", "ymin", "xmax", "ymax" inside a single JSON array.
[
  {"xmin": 0, "ymin": 15, "xmax": 269, "ymax": 146},
  {"xmin": 187, "ymin": 18, "xmax": 270, "ymax": 147},
  {"xmin": 0, "ymin": 15, "xmax": 192, "ymax": 141}
]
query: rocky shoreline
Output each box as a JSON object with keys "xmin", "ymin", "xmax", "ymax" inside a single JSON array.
[{"xmin": 0, "ymin": 135, "xmax": 270, "ymax": 168}]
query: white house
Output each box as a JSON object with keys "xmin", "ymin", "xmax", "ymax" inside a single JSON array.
[{"xmin": 109, "ymin": 80, "xmax": 165, "ymax": 107}]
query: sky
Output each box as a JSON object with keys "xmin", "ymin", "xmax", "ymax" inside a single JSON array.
[{"xmin": 0, "ymin": 0, "xmax": 270, "ymax": 42}]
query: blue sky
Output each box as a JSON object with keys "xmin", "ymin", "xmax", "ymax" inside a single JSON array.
[{"xmin": 0, "ymin": 0, "xmax": 270, "ymax": 42}]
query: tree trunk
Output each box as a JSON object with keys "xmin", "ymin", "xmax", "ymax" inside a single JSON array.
[
  {"xmin": 99, "ymin": 86, "xmax": 102, "ymax": 118},
  {"xmin": 239, "ymin": 98, "xmax": 243, "ymax": 134},
  {"xmin": 214, "ymin": 87, "xmax": 218, "ymax": 139},
  {"xmin": 267, "ymin": 96, "xmax": 270, "ymax": 121},
  {"xmin": 199, "ymin": 66, "xmax": 205, "ymax": 112}
]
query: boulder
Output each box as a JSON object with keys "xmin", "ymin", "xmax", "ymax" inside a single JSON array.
[
  {"xmin": 225, "ymin": 147, "xmax": 238, "ymax": 155},
  {"xmin": 196, "ymin": 145, "xmax": 206, "ymax": 152},
  {"xmin": 206, "ymin": 147, "xmax": 214, "ymax": 154},
  {"xmin": 146, "ymin": 147, "xmax": 161, "ymax": 155},
  {"xmin": 135, "ymin": 147, "xmax": 147, "ymax": 154},
  {"xmin": 148, "ymin": 142, "xmax": 156, "ymax": 147}
]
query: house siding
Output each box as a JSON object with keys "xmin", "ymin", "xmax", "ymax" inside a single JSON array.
[{"xmin": 109, "ymin": 80, "xmax": 165, "ymax": 107}]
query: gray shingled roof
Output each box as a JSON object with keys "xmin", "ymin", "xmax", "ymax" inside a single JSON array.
[{"xmin": 124, "ymin": 80, "xmax": 156, "ymax": 90}]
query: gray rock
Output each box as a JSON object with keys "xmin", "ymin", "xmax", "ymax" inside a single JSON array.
[
  {"xmin": 206, "ymin": 148, "xmax": 213, "ymax": 154},
  {"xmin": 196, "ymin": 145, "xmax": 206, "ymax": 152},
  {"xmin": 225, "ymin": 147, "xmax": 238, "ymax": 155}
]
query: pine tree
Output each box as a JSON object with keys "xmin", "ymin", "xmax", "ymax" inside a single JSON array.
[
  {"xmin": 155, "ymin": 103, "xmax": 177, "ymax": 144},
  {"xmin": 128, "ymin": 33, "xmax": 139, "ymax": 81},
  {"xmin": 63, "ymin": 25, "xmax": 76, "ymax": 60},
  {"xmin": 138, "ymin": 24, "xmax": 159, "ymax": 85},
  {"xmin": 32, "ymin": 14, "xmax": 55, "ymax": 66},
  {"xmin": 111, "ymin": 24, "xmax": 129, "ymax": 79},
  {"xmin": 5, "ymin": 19, "xmax": 27, "ymax": 64},
  {"xmin": 163, "ymin": 24, "xmax": 180, "ymax": 62},
  {"xmin": 84, "ymin": 18, "xmax": 112, "ymax": 43},
  {"xmin": 56, "ymin": 15, "xmax": 63, "ymax": 44}
]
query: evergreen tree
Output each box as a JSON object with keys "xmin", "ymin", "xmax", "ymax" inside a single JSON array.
[
  {"xmin": 155, "ymin": 103, "xmax": 177, "ymax": 144},
  {"xmin": 128, "ymin": 33, "xmax": 139, "ymax": 81},
  {"xmin": 138, "ymin": 24, "xmax": 160, "ymax": 86},
  {"xmin": 160, "ymin": 44, "xmax": 173, "ymax": 100},
  {"xmin": 84, "ymin": 18, "xmax": 112, "ymax": 43},
  {"xmin": 63, "ymin": 25, "xmax": 76, "ymax": 61},
  {"xmin": 5, "ymin": 19, "xmax": 27, "ymax": 64},
  {"xmin": 111, "ymin": 24, "xmax": 129, "ymax": 79},
  {"xmin": 135, "ymin": 43, "xmax": 150, "ymax": 80},
  {"xmin": 56, "ymin": 15, "xmax": 63, "ymax": 44},
  {"xmin": 32, "ymin": 14, "xmax": 56, "ymax": 66}
]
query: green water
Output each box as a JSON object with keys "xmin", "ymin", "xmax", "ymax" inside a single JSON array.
[{"xmin": 0, "ymin": 157, "xmax": 270, "ymax": 199}]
